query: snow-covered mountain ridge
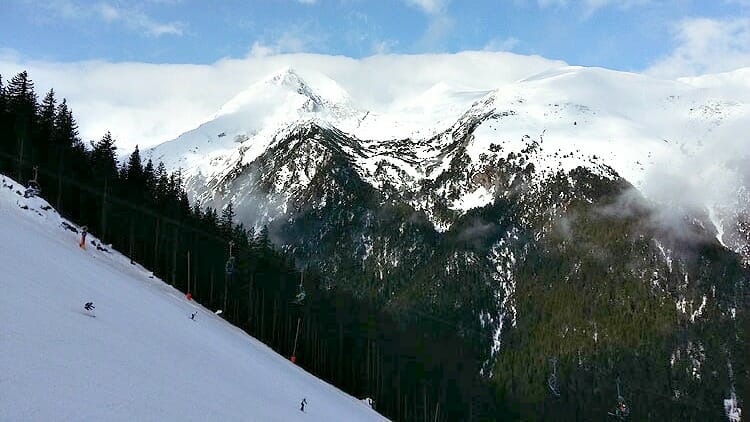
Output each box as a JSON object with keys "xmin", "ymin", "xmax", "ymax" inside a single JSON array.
[
  {"xmin": 148, "ymin": 65, "xmax": 749, "ymax": 257},
  {"xmin": 0, "ymin": 174, "xmax": 386, "ymax": 422}
]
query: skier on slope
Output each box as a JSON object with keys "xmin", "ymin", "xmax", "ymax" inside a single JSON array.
[
  {"xmin": 190, "ymin": 311, "xmax": 197, "ymax": 320},
  {"xmin": 84, "ymin": 302, "xmax": 95, "ymax": 311},
  {"xmin": 79, "ymin": 226, "xmax": 88, "ymax": 250},
  {"xmin": 300, "ymin": 398, "xmax": 307, "ymax": 412}
]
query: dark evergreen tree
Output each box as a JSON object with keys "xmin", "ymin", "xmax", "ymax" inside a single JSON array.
[
  {"xmin": 90, "ymin": 131, "xmax": 118, "ymax": 182},
  {"xmin": 143, "ymin": 159, "xmax": 156, "ymax": 197},
  {"xmin": 6, "ymin": 71, "xmax": 36, "ymax": 180},
  {"xmin": 127, "ymin": 146, "xmax": 143, "ymax": 183},
  {"xmin": 220, "ymin": 202, "xmax": 235, "ymax": 238},
  {"xmin": 0, "ymin": 75, "xmax": 11, "ymax": 171}
]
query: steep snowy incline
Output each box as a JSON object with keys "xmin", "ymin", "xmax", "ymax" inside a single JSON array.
[{"xmin": 0, "ymin": 175, "xmax": 386, "ymax": 422}]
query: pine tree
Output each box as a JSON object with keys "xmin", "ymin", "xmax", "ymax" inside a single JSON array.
[
  {"xmin": 39, "ymin": 89, "xmax": 56, "ymax": 136},
  {"xmin": 53, "ymin": 99, "xmax": 79, "ymax": 150},
  {"xmin": 90, "ymin": 131, "xmax": 118, "ymax": 182},
  {"xmin": 6, "ymin": 71, "xmax": 36, "ymax": 115},
  {"xmin": 90, "ymin": 131, "xmax": 118, "ymax": 239},
  {"xmin": 36, "ymin": 89, "xmax": 57, "ymax": 170},
  {"xmin": 257, "ymin": 225, "xmax": 270, "ymax": 250},
  {"xmin": 0, "ymin": 75, "xmax": 11, "ymax": 170},
  {"xmin": 143, "ymin": 159, "xmax": 156, "ymax": 199},
  {"xmin": 220, "ymin": 202, "xmax": 235, "ymax": 238},
  {"xmin": 154, "ymin": 161, "xmax": 169, "ymax": 206},
  {"xmin": 6, "ymin": 71, "xmax": 37, "ymax": 180},
  {"xmin": 125, "ymin": 146, "xmax": 144, "ymax": 190},
  {"xmin": 0, "ymin": 75, "xmax": 5, "ymax": 113}
]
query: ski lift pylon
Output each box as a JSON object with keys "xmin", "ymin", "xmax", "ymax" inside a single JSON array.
[
  {"xmin": 293, "ymin": 282, "xmax": 305, "ymax": 304},
  {"xmin": 24, "ymin": 166, "xmax": 41, "ymax": 198},
  {"xmin": 608, "ymin": 378, "xmax": 629, "ymax": 420},
  {"xmin": 225, "ymin": 256, "xmax": 235, "ymax": 275},
  {"xmin": 291, "ymin": 271, "xmax": 306, "ymax": 305},
  {"xmin": 548, "ymin": 357, "xmax": 561, "ymax": 397}
]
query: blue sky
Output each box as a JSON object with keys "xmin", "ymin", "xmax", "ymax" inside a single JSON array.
[{"xmin": 2, "ymin": 0, "xmax": 748, "ymax": 71}]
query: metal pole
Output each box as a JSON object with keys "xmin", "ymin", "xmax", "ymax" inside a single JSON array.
[{"xmin": 292, "ymin": 317, "xmax": 302, "ymax": 357}]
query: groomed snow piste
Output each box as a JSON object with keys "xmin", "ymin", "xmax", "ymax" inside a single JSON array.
[{"xmin": 0, "ymin": 174, "xmax": 387, "ymax": 422}]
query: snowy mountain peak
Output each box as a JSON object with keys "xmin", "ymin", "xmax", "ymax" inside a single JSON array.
[
  {"xmin": 211, "ymin": 67, "xmax": 359, "ymax": 121},
  {"xmin": 265, "ymin": 66, "xmax": 308, "ymax": 89}
]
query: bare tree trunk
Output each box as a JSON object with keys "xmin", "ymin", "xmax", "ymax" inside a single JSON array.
[
  {"xmin": 193, "ymin": 263, "xmax": 198, "ymax": 298},
  {"xmin": 16, "ymin": 135, "xmax": 24, "ymax": 182},
  {"xmin": 171, "ymin": 229, "xmax": 178, "ymax": 286},
  {"xmin": 210, "ymin": 272, "xmax": 215, "ymax": 304},
  {"xmin": 153, "ymin": 217, "xmax": 160, "ymax": 268},
  {"xmin": 247, "ymin": 274, "xmax": 253, "ymax": 325},
  {"xmin": 129, "ymin": 219, "xmax": 135, "ymax": 263},
  {"xmin": 260, "ymin": 289, "xmax": 266, "ymax": 340},
  {"xmin": 223, "ymin": 273, "xmax": 228, "ymax": 312},
  {"xmin": 338, "ymin": 322, "xmax": 344, "ymax": 382},
  {"xmin": 56, "ymin": 155, "xmax": 63, "ymax": 209},
  {"xmin": 186, "ymin": 250, "xmax": 191, "ymax": 294},
  {"xmin": 100, "ymin": 179, "xmax": 108, "ymax": 242},
  {"xmin": 272, "ymin": 296, "xmax": 278, "ymax": 345}
]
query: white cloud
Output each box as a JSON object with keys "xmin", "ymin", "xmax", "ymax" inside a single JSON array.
[
  {"xmin": 371, "ymin": 40, "xmax": 398, "ymax": 55},
  {"xmin": 536, "ymin": 0, "xmax": 567, "ymax": 7},
  {"xmin": 535, "ymin": 0, "xmax": 649, "ymax": 15},
  {"xmin": 248, "ymin": 28, "xmax": 326, "ymax": 57},
  {"xmin": 483, "ymin": 37, "xmax": 520, "ymax": 52},
  {"xmin": 402, "ymin": 0, "xmax": 453, "ymax": 51},
  {"xmin": 581, "ymin": 0, "xmax": 649, "ymax": 11},
  {"xmin": 0, "ymin": 51, "xmax": 565, "ymax": 150},
  {"xmin": 647, "ymin": 17, "xmax": 750, "ymax": 78},
  {"xmin": 417, "ymin": 15, "xmax": 454, "ymax": 50},
  {"xmin": 96, "ymin": 2, "xmax": 183, "ymax": 37},
  {"xmin": 36, "ymin": 0, "xmax": 184, "ymax": 37},
  {"xmin": 404, "ymin": 0, "xmax": 449, "ymax": 14}
]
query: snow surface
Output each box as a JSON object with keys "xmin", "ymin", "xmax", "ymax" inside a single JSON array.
[{"xmin": 0, "ymin": 175, "xmax": 387, "ymax": 422}]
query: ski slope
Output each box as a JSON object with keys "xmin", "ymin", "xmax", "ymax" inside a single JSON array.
[{"xmin": 0, "ymin": 175, "xmax": 387, "ymax": 422}]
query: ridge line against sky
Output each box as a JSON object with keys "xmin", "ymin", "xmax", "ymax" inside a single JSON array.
[{"xmin": 1, "ymin": 0, "xmax": 750, "ymax": 150}]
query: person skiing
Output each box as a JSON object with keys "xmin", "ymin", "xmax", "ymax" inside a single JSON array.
[
  {"xmin": 84, "ymin": 302, "xmax": 95, "ymax": 311},
  {"xmin": 79, "ymin": 226, "xmax": 88, "ymax": 250},
  {"xmin": 300, "ymin": 398, "xmax": 307, "ymax": 412},
  {"xmin": 190, "ymin": 311, "xmax": 197, "ymax": 320}
]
